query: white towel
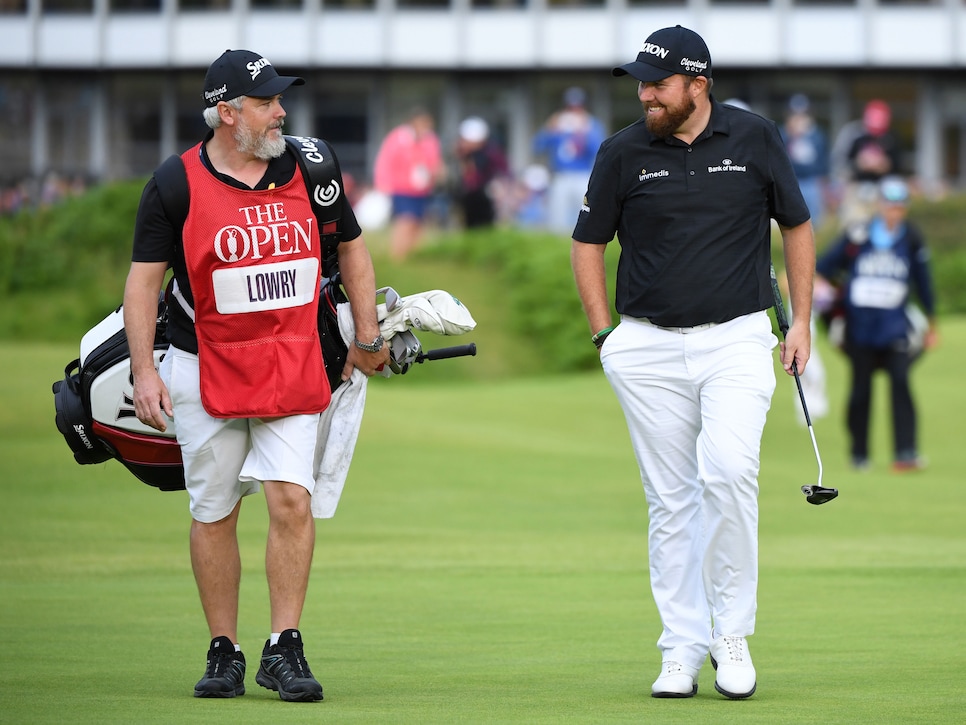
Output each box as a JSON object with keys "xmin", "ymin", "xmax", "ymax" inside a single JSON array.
[
  {"xmin": 311, "ymin": 366, "xmax": 367, "ymax": 519},
  {"xmin": 311, "ymin": 290, "xmax": 475, "ymax": 517}
]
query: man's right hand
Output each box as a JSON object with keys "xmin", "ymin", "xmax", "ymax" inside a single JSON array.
[{"xmin": 132, "ymin": 368, "xmax": 173, "ymax": 433}]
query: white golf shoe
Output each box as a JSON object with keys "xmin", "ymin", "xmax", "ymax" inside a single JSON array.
[
  {"xmin": 651, "ymin": 661, "xmax": 699, "ymax": 698},
  {"xmin": 709, "ymin": 633, "xmax": 756, "ymax": 699}
]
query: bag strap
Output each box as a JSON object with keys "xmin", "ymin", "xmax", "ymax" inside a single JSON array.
[{"xmin": 284, "ymin": 135, "xmax": 344, "ymax": 280}]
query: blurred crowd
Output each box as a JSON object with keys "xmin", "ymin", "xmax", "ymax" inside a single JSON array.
[
  {"xmin": 357, "ymin": 86, "xmax": 606, "ymax": 259},
  {"xmin": 3, "ymin": 93, "xmax": 916, "ymax": 250},
  {"xmin": 0, "ymin": 171, "xmax": 90, "ymax": 217},
  {"xmin": 776, "ymin": 94, "xmax": 908, "ymax": 234}
]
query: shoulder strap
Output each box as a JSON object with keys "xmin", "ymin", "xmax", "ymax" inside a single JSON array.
[
  {"xmin": 285, "ymin": 135, "xmax": 344, "ymax": 279},
  {"xmin": 153, "ymin": 152, "xmax": 189, "ymax": 229}
]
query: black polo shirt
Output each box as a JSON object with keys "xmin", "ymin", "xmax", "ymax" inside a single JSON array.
[{"xmin": 573, "ymin": 97, "xmax": 809, "ymax": 327}]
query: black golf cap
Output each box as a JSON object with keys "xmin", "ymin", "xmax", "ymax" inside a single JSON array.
[
  {"xmin": 612, "ymin": 25, "xmax": 712, "ymax": 83},
  {"xmin": 202, "ymin": 49, "xmax": 304, "ymax": 107}
]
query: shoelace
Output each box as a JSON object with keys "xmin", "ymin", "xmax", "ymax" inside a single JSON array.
[
  {"xmin": 719, "ymin": 636, "xmax": 749, "ymax": 663},
  {"xmin": 207, "ymin": 651, "xmax": 240, "ymax": 679},
  {"xmin": 268, "ymin": 644, "xmax": 314, "ymax": 681}
]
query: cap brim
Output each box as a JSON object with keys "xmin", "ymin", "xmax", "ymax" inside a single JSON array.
[
  {"xmin": 248, "ymin": 74, "xmax": 305, "ymax": 98},
  {"xmin": 612, "ymin": 62, "xmax": 674, "ymax": 83}
]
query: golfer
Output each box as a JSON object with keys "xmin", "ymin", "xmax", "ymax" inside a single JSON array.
[{"xmin": 571, "ymin": 26, "xmax": 814, "ymax": 699}]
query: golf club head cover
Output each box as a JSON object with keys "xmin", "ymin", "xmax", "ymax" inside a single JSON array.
[{"xmin": 375, "ymin": 287, "xmax": 477, "ymax": 336}]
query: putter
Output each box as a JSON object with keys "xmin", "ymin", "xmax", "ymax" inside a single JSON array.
[{"xmin": 770, "ymin": 266, "xmax": 839, "ymax": 505}]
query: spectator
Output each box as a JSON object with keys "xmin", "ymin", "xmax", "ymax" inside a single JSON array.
[
  {"xmin": 533, "ymin": 86, "xmax": 606, "ymax": 234},
  {"xmin": 781, "ymin": 93, "xmax": 830, "ymax": 231},
  {"xmin": 513, "ymin": 163, "xmax": 551, "ymax": 228},
  {"xmin": 373, "ymin": 107, "xmax": 445, "ymax": 260},
  {"xmin": 816, "ymin": 176, "xmax": 938, "ymax": 472},
  {"xmin": 454, "ymin": 116, "xmax": 509, "ymax": 228},
  {"xmin": 834, "ymin": 99, "xmax": 903, "ymax": 228}
]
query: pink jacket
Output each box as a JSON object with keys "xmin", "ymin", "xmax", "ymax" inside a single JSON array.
[{"xmin": 373, "ymin": 124, "xmax": 443, "ymax": 197}]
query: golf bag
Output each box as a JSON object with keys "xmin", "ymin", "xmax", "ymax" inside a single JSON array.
[
  {"xmin": 52, "ymin": 294, "xmax": 186, "ymax": 490},
  {"xmin": 51, "ymin": 280, "xmax": 351, "ymax": 492}
]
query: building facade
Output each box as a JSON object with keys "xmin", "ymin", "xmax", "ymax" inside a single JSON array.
[{"xmin": 2, "ymin": 0, "xmax": 965, "ymax": 193}]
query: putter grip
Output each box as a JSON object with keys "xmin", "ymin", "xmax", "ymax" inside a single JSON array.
[
  {"xmin": 420, "ymin": 343, "xmax": 477, "ymax": 361},
  {"xmin": 769, "ymin": 265, "xmax": 790, "ymax": 337}
]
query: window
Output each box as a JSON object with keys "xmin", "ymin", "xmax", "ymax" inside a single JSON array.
[
  {"xmin": 42, "ymin": 0, "xmax": 94, "ymax": 12},
  {"xmin": 396, "ymin": 0, "xmax": 450, "ymax": 7},
  {"xmin": 0, "ymin": 81, "xmax": 33, "ymax": 195},
  {"xmin": 179, "ymin": 0, "xmax": 231, "ymax": 9},
  {"xmin": 0, "ymin": 0, "xmax": 27, "ymax": 13},
  {"xmin": 312, "ymin": 89, "xmax": 370, "ymax": 182},
  {"xmin": 110, "ymin": 0, "xmax": 162, "ymax": 10},
  {"xmin": 251, "ymin": 0, "xmax": 302, "ymax": 8}
]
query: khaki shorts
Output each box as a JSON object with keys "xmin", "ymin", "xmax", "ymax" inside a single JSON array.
[{"xmin": 160, "ymin": 346, "xmax": 320, "ymax": 523}]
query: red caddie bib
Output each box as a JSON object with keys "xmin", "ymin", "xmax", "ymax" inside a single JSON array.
[{"xmin": 181, "ymin": 144, "xmax": 331, "ymax": 418}]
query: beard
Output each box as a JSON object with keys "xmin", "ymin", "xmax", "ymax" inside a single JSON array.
[
  {"xmin": 644, "ymin": 95, "xmax": 696, "ymax": 139},
  {"xmin": 234, "ymin": 119, "xmax": 286, "ymax": 160}
]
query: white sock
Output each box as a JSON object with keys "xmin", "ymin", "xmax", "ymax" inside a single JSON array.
[{"xmin": 270, "ymin": 632, "xmax": 281, "ymax": 646}]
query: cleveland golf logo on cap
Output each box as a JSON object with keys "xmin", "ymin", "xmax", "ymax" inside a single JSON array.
[
  {"xmin": 681, "ymin": 57, "xmax": 709, "ymax": 74},
  {"xmin": 204, "ymin": 85, "xmax": 228, "ymax": 104}
]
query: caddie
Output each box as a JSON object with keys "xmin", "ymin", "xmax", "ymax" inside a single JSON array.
[{"xmin": 123, "ymin": 48, "xmax": 388, "ymax": 702}]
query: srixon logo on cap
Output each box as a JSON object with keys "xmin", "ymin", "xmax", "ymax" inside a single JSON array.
[
  {"xmin": 640, "ymin": 42, "xmax": 670, "ymax": 59},
  {"xmin": 247, "ymin": 57, "xmax": 272, "ymax": 80}
]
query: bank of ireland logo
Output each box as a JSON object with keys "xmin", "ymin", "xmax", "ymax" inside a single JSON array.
[
  {"xmin": 708, "ymin": 158, "xmax": 747, "ymax": 173},
  {"xmin": 314, "ymin": 180, "xmax": 341, "ymax": 207}
]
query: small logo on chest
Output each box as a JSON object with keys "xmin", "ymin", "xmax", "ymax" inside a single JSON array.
[
  {"xmin": 639, "ymin": 168, "xmax": 670, "ymax": 182},
  {"xmin": 708, "ymin": 158, "xmax": 747, "ymax": 173}
]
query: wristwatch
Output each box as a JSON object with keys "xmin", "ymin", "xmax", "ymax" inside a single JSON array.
[{"xmin": 354, "ymin": 334, "xmax": 385, "ymax": 353}]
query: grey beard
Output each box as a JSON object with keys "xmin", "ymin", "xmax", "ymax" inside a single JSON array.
[{"xmin": 235, "ymin": 124, "xmax": 286, "ymax": 160}]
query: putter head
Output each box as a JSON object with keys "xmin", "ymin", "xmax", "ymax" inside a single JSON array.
[{"xmin": 801, "ymin": 485, "xmax": 839, "ymax": 505}]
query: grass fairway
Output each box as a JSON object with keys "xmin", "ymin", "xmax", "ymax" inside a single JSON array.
[{"xmin": 2, "ymin": 325, "xmax": 965, "ymax": 724}]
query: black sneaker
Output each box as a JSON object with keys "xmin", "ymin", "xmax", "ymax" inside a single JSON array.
[
  {"xmin": 255, "ymin": 629, "xmax": 323, "ymax": 702},
  {"xmin": 194, "ymin": 636, "xmax": 246, "ymax": 698}
]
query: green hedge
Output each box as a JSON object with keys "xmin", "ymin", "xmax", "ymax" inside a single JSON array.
[
  {"xmin": 417, "ymin": 229, "xmax": 621, "ymax": 372},
  {"xmin": 1, "ymin": 180, "xmax": 964, "ymax": 373},
  {"xmin": 0, "ymin": 180, "xmax": 145, "ymax": 339}
]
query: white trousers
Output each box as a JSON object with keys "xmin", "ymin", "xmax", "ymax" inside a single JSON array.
[{"xmin": 600, "ymin": 311, "xmax": 777, "ymax": 670}]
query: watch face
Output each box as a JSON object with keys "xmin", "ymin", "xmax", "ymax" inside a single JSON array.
[{"xmin": 355, "ymin": 335, "xmax": 384, "ymax": 352}]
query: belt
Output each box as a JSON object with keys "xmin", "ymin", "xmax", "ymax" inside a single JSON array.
[{"xmin": 631, "ymin": 316, "xmax": 719, "ymax": 334}]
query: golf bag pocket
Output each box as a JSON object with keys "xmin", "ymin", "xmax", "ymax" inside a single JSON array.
[{"xmin": 53, "ymin": 358, "xmax": 112, "ymax": 465}]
